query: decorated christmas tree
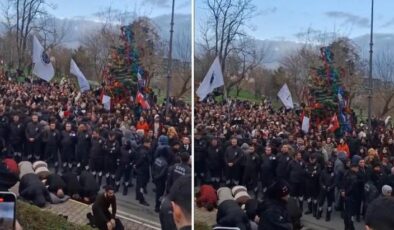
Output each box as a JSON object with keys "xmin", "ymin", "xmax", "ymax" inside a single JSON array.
[
  {"xmin": 304, "ymin": 46, "xmax": 354, "ymax": 134},
  {"xmin": 101, "ymin": 20, "xmax": 155, "ymax": 106}
]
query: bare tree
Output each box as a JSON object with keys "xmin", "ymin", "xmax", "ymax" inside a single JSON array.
[
  {"xmin": 202, "ymin": 0, "xmax": 255, "ymax": 96},
  {"xmin": 173, "ymin": 29, "xmax": 191, "ymax": 98},
  {"xmin": 374, "ymin": 47, "xmax": 394, "ymax": 116}
]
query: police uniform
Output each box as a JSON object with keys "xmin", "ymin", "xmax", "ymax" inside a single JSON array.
[
  {"xmin": 76, "ymin": 130, "xmax": 91, "ymax": 172},
  {"xmin": 43, "ymin": 128, "xmax": 60, "ymax": 171},
  {"xmin": 104, "ymin": 136, "xmax": 120, "ymax": 186},
  {"xmin": 304, "ymin": 159, "xmax": 321, "ymax": 217},
  {"xmin": 90, "ymin": 136, "xmax": 106, "ymax": 185},
  {"xmin": 25, "ymin": 121, "xmax": 41, "ymax": 161},
  {"xmin": 115, "ymin": 143, "xmax": 133, "ymax": 195},
  {"xmin": 9, "ymin": 120, "xmax": 24, "ymax": 161},
  {"xmin": 134, "ymin": 145, "xmax": 151, "ymax": 203},
  {"xmin": 60, "ymin": 129, "xmax": 77, "ymax": 170},
  {"xmin": 317, "ymin": 163, "xmax": 336, "ymax": 221}
]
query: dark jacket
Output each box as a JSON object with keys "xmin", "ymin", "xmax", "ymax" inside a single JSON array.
[
  {"xmin": 9, "ymin": 122, "xmax": 24, "ymax": 145},
  {"xmin": 152, "ymin": 156, "xmax": 168, "ymax": 181},
  {"xmin": 62, "ymin": 172, "xmax": 81, "ymax": 196},
  {"xmin": 46, "ymin": 174, "xmax": 66, "ymax": 193},
  {"xmin": 19, "ymin": 173, "xmax": 50, "ymax": 208},
  {"xmin": 25, "ymin": 121, "xmax": 41, "ymax": 141},
  {"xmin": 90, "ymin": 137, "xmax": 106, "ymax": 158},
  {"xmin": 224, "ymin": 145, "xmax": 243, "ymax": 165},
  {"xmin": 166, "ymin": 162, "xmax": 191, "ymax": 192},
  {"xmin": 276, "ymin": 153, "xmax": 291, "ymax": 180},
  {"xmin": 258, "ymin": 199, "xmax": 293, "ymax": 230},
  {"xmin": 216, "ymin": 200, "xmax": 251, "ymax": 230},
  {"xmin": 261, "ymin": 154, "xmax": 277, "ymax": 187},
  {"xmin": 288, "ymin": 160, "xmax": 305, "ymax": 184}
]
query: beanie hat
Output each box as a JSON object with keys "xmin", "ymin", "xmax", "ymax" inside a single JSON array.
[
  {"xmin": 234, "ymin": 191, "xmax": 251, "ymax": 204},
  {"xmin": 3, "ymin": 158, "xmax": 19, "ymax": 175},
  {"xmin": 241, "ymin": 143, "xmax": 250, "ymax": 151},
  {"xmin": 33, "ymin": 161, "xmax": 50, "ymax": 179},
  {"xmin": 158, "ymin": 135, "xmax": 169, "ymax": 146},
  {"xmin": 18, "ymin": 161, "xmax": 34, "ymax": 179},
  {"xmin": 382, "ymin": 185, "xmax": 392, "ymax": 196},
  {"xmin": 232, "ymin": 186, "xmax": 247, "ymax": 196},
  {"xmin": 351, "ymin": 155, "xmax": 362, "ymax": 167}
]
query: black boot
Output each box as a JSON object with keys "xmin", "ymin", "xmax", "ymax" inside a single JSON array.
[
  {"xmin": 316, "ymin": 209, "xmax": 322, "ymax": 220},
  {"xmin": 139, "ymin": 199, "xmax": 149, "ymax": 206},
  {"xmin": 298, "ymin": 199, "xmax": 304, "ymax": 212},
  {"xmin": 123, "ymin": 186, "xmax": 128, "ymax": 196},
  {"xmin": 326, "ymin": 211, "xmax": 331, "ymax": 222},
  {"xmin": 312, "ymin": 202, "xmax": 318, "ymax": 218},
  {"xmin": 304, "ymin": 202, "xmax": 312, "ymax": 215},
  {"xmin": 97, "ymin": 176, "xmax": 102, "ymax": 186}
]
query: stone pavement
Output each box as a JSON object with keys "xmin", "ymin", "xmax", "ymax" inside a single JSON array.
[{"xmin": 11, "ymin": 182, "xmax": 161, "ymax": 230}]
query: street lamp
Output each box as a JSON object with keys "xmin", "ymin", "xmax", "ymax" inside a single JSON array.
[
  {"xmin": 368, "ymin": 0, "xmax": 374, "ymax": 133},
  {"xmin": 165, "ymin": 0, "xmax": 175, "ymax": 116}
]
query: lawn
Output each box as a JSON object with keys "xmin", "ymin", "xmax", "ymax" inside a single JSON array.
[{"xmin": 16, "ymin": 201, "xmax": 94, "ymax": 230}]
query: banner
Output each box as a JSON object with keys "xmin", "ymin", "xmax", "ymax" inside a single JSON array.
[
  {"xmin": 302, "ymin": 116, "xmax": 310, "ymax": 133},
  {"xmin": 277, "ymin": 83, "xmax": 294, "ymax": 109},
  {"xmin": 102, "ymin": 95, "xmax": 111, "ymax": 111},
  {"xmin": 196, "ymin": 56, "xmax": 224, "ymax": 101},
  {"xmin": 32, "ymin": 35, "xmax": 55, "ymax": 82}
]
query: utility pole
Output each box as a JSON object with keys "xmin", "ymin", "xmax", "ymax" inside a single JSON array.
[
  {"xmin": 165, "ymin": 0, "xmax": 175, "ymax": 116},
  {"xmin": 368, "ymin": 0, "xmax": 374, "ymax": 134}
]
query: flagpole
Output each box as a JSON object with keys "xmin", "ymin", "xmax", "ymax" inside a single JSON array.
[
  {"xmin": 165, "ymin": 0, "xmax": 175, "ymax": 116},
  {"xmin": 367, "ymin": 0, "xmax": 374, "ymax": 134}
]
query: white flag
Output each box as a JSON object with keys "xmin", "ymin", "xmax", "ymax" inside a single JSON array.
[
  {"xmin": 70, "ymin": 59, "xmax": 90, "ymax": 92},
  {"xmin": 196, "ymin": 56, "xmax": 224, "ymax": 101},
  {"xmin": 302, "ymin": 116, "xmax": 310, "ymax": 133},
  {"xmin": 32, "ymin": 35, "xmax": 54, "ymax": 82},
  {"xmin": 102, "ymin": 95, "xmax": 111, "ymax": 111},
  {"xmin": 277, "ymin": 83, "xmax": 294, "ymax": 109}
]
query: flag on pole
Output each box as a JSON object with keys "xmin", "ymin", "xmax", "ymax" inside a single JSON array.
[
  {"xmin": 277, "ymin": 83, "xmax": 294, "ymax": 109},
  {"xmin": 136, "ymin": 92, "xmax": 150, "ymax": 110},
  {"xmin": 302, "ymin": 116, "xmax": 310, "ymax": 133},
  {"xmin": 196, "ymin": 56, "xmax": 224, "ymax": 101},
  {"xmin": 328, "ymin": 114, "xmax": 340, "ymax": 132},
  {"xmin": 32, "ymin": 35, "xmax": 54, "ymax": 82},
  {"xmin": 70, "ymin": 59, "xmax": 90, "ymax": 92},
  {"xmin": 102, "ymin": 95, "xmax": 111, "ymax": 111}
]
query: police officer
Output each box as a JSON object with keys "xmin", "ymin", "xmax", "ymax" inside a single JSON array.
[
  {"xmin": 90, "ymin": 129, "xmax": 106, "ymax": 185},
  {"xmin": 134, "ymin": 138, "xmax": 152, "ymax": 205},
  {"xmin": 194, "ymin": 128, "xmax": 208, "ymax": 186},
  {"xmin": 276, "ymin": 144, "xmax": 292, "ymax": 181},
  {"xmin": 205, "ymin": 138, "xmax": 223, "ymax": 189},
  {"xmin": 60, "ymin": 122, "xmax": 77, "ymax": 172},
  {"xmin": 76, "ymin": 124, "xmax": 91, "ymax": 173},
  {"xmin": 104, "ymin": 131, "xmax": 120, "ymax": 186},
  {"xmin": 115, "ymin": 140, "xmax": 133, "ymax": 195},
  {"xmin": 224, "ymin": 137, "xmax": 243, "ymax": 186},
  {"xmin": 288, "ymin": 151, "xmax": 306, "ymax": 211},
  {"xmin": 152, "ymin": 147, "xmax": 169, "ymax": 212},
  {"xmin": 242, "ymin": 146, "xmax": 261, "ymax": 198},
  {"xmin": 0, "ymin": 106, "xmax": 9, "ymax": 143},
  {"xmin": 342, "ymin": 156, "xmax": 361, "ymax": 230},
  {"xmin": 166, "ymin": 151, "xmax": 191, "ymax": 193},
  {"xmin": 25, "ymin": 114, "xmax": 41, "ymax": 161},
  {"xmin": 43, "ymin": 121, "xmax": 60, "ymax": 172},
  {"xmin": 9, "ymin": 114, "xmax": 24, "ymax": 162},
  {"xmin": 261, "ymin": 146, "xmax": 277, "ymax": 196},
  {"xmin": 317, "ymin": 160, "xmax": 336, "ymax": 221},
  {"xmin": 304, "ymin": 154, "xmax": 321, "ymax": 217}
]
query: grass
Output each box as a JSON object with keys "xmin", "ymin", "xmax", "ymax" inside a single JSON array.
[{"xmin": 16, "ymin": 201, "xmax": 94, "ymax": 230}]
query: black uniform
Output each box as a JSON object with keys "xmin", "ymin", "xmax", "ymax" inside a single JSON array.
[
  {"xmin": 76, "ymin": 131, "xmax": 91, "ymax": 171},
  {"xmin": 46, "ymin": 174, "xmax": 66, "ymax": 194},
  {"xmin": 276, "ymin": 153, "xmax": 291, "ymax": 181},
  {"xmin": 92, "ymin": 193, "xmax": 117, "ymax": 230},
  {"xmin": 288, "ymin": 159, "xmax": 306, "ymax": 210},
  {"xmin": 9, "ymin": 121, "xmax": 24, "ymax": 161},
  {"xmin": 224, "ymin": 145, "xmax": 243, "ymax": 186},
  {"xmin": 90, "ymin": 136, "xmax": 106, "ymax": 184},
  {"xmin": 242, "ymin": 152, "xmax": 261, "ymax": 196},
  {"xmin": 304, "ymin": 161, "xmax": 321, "ymax": 216},
  {"xmin": 80, "ymin": 170, "xmax": 99, "ymax": 202},
  {"xmin": 104, "ymin": 138, "xmax": 120, "ymax": 186},
  {"xmin": 194, "ymin": 136, "xmax": 208, "ymax": 184},
  {"xmin": 115, "ymin": 143, "xmax": 133, "ymax": 195},
  {"xmin": 60, "ymin": 130, "xmax": 77, "ymax": 170},
  {"xmin": 0, "ymin": 114, "xmax": 9, "ymax": 143},
  {"xmin": 42, "ymin": 128, "xmax": 60, "ymax": 169},
  {"xmin": 317, "ymin": 167, "xmax": 336, "ymax": 221},
  {"xmin": 342, "ymin": 169, "xmax": 360, "ymax": 230},
  {"xmin": 134, "ymin": 145, "xmax": 151, "ymax": 201},
  {"xmin": 205, "ymin": 143, "xmax": 223, "ymax": 186},
  {"xmin": 166, "ymin": 162, "xmax": 191, "ymax": 193},
  {"xmin": 25, "ymin": 121, "xmax": 41, "ymax": 161},
  {"xmin": 62, "ymin": 172, "xmax": 81, "ymax": 197},
  {"xmin": 152, "ymin": 155, "xmax": 168, "ymax": 211},
  {"xmin": 261, "ymin": 154, "xmax": 277, "ymax": 193}
]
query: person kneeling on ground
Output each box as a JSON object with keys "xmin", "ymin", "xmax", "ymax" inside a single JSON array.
[
  {"xmin": 46, "ymin": 173, "xmax": 69, "ymax": 203},
  {"xmin": 62, "ymin": 171, "xmax": 81, "ymax": 199},
  {"xmin": 87, "ymin": 185, "xmax": 123, "ymax": 230},
  {"xmin": 19, "ymin": 173, "xmax": 50, "ymax": 208},
  {"xmin": 80, "ymin": 170, "xmax": 99, "ymax": 204}
]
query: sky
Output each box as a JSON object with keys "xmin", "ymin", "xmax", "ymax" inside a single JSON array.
[
  {"xmin": 46, "ymin": 0, "xmax": 191, "ymax": 19},
  {"xmin": 195, "ymin": 0, "xmax": 394, "ymax": 41}
]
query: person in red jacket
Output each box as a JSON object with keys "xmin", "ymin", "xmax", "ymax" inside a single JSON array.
[
  {"xmin": 337, "ymin": 138, "xmax": 350, "ymax": 157},
  {"xmin": 196, "ymin": 184, "xmax": 218, "ymax": 211},
  {"xmin": 136, "ymin": 116, "xmax": 150, "ymax": 135}
]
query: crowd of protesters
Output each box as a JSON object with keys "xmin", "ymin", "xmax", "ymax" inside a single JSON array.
[
  {"xmin": 195, "ymin": 98, "xmax": 394, "ymax": 230},
  {"xmin": 0, "ymin": 71, "xmax": 192, "ymax": 229}
]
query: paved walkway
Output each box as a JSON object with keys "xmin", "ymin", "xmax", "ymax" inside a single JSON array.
[{"xmin": 11, "ymin": 183, "xmax": 161, "ymax": 230}]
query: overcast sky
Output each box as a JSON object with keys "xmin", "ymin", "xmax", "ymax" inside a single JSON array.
[
  {"xmin": 195, "ymin": 0, "xmax": 394, "ymax": 41},
  {"xmin": 46, "ymin": 0, "xmax": 190, "ymax": 19}
]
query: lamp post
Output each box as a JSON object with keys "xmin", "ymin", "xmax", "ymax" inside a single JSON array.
[
  {"xmin": 165, "ymin": 0, "xmax": 175, "ymax": 116},
  {"xmin": 368, "ymin": 0, "xmax": 374, "ymax": 133}
]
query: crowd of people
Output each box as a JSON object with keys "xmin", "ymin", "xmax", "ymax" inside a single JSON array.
[
  {"xmin": 0, "ymin": 72, "xmax": 192, "ymax": 230},
  {"xmin": 195, "ymin": 99, "xmax": 394, "ymax": 230}
]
